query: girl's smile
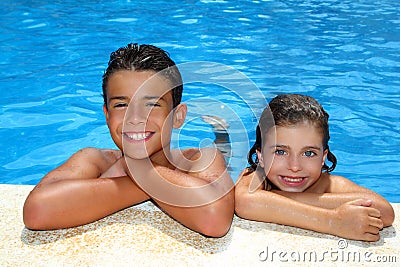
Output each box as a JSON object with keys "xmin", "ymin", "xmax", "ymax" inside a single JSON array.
[{"xmin": 279, "ymin": 175, "xmax": 308, "ymax": 187}]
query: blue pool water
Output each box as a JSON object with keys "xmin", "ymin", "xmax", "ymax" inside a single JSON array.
[{"xmin": 1, "ymin": 0, "xmax": 399, "ymax": 202}]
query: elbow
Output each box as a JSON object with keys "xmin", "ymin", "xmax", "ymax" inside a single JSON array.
[
  {"xmin": 198, "ymin": 208, "xmax": 233, "ymax": 238},
  {"xmin": 23, "ymin": 201, "xmax": 42, "ymax": 230},
  {"xmin": 234, "ymin": 200, "xmax": 246, "ymax": 219},
  {"xmin": 23, "ymin": 192, "xmax": 51, "ymax": 230},
  {"xmin": 197, "ymin": 193, "xmax": 235, "ymax": 238},
  {"xmin": 234, "ymin": 188, "xmax": 252, "ymax": 219},
  {"xmin": 382, "ymin": 203, "xmax": 395, "ymax": 227}
]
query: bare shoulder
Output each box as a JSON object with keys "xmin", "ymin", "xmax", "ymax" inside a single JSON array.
[
  {"xmin": 96, "ymin": 148, "xmax": 122, "ymax": 163},
  {"xmin": 39, "ymin": 148, "xmax": 122, "ymax": 184},
  {"xmin": 192, "ymin": 147, "xmax": 226, "ymax": 166},
  {"xmin": 236, "ymin": 169, "xmax": 252, "ymax": 186},
  {"xmin": 179, "ymin": 147, "xmax": 202, "ymax": 160},
  {"xmin": 175, "ymin": 147, "xmax": 228, "ymax": 180},
  {"xmin": 236, "ymin": 168, "xmax": 264, "ymax": 192},
  {"xmin": 322, "ymin": 173, "xmax": 370, "ymax": 193},
  {"xmin": 76, "ymin": 147, "xmax": 120, "ymax": 157},
  {"xmin": 175, "ymin": 147, "xmax": 224, "ymax": 164},
  {"xmin": 70, "ymin": 147, "xmax": 121, "ymax": 165}
]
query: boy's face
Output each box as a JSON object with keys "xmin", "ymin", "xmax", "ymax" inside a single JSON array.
[
  {"xmin": 257, "ymin": 122, "xmax": 328, "ymax": 192},
  {"xmin": 103, "ymin": 70, "xmax": 186, "ymax": 162}
]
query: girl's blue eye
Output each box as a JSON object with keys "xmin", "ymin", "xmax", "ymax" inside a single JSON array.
[{"xmin": 304, "ymin": 151, "xmax": 316, "ymax": 157}]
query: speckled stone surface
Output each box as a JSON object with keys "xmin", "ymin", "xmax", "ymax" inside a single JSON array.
[{"xmin": 1, "ymin": 184, "xmax": 398, "ymax": 266}]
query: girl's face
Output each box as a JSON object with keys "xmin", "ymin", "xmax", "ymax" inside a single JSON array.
[{"xmin": 257, "ymin": 122, "xmax": 328, "ymax": 192}]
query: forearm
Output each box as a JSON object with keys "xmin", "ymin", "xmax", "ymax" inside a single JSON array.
[
  {"xmin": 23, "ymin": 176, "xmax": 149, "ymax": 230},
  {"xmin": 237, "ymin": 188, "xmax": 389, "ymax": 241},
  {"xmin": 274, "ymin": 191, "xmax": 394, "ymax": 226},
  {"xmin": 236, "ymin": 190, "xmax": 334, "ymax": 233}
]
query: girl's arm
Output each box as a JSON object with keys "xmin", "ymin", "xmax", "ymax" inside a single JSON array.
[
  {"xmin": 235, "ymin": 171, "xmax": 385, "ymax": 242},
  {"xmin": 125, "ymin": 148, "xmax": 235, "ymax": 237},
  {"xmin": 23, "ymin": 148, "xmax": 149, "ymax": 230},
  {"xmin": 273, "ymin": 173, "xmax": 395, "ymax": 227}
]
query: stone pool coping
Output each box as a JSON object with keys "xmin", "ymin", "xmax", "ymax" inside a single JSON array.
[{"xmin": 1, "ymin": 184, "xmax": 398, "ymax": 266}]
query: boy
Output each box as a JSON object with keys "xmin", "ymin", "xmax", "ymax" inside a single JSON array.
[{"xmin": 23, "ymin": 43, "xmax": 234, "ymax": 237}]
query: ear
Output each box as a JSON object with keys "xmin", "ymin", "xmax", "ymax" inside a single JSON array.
[
  {"xmin": 103, "ymin": 104, "xmax": 109, "ymax": 124},
  {"xmin": 256, "ymin": 149, "xmax": 265, "ymax": 168},
  {"xmin": 172, "ymin": 103, "xmax": 187, "ymax": 128},
  {"xmin": 322, "ymin": 149, "xmax": 328, "ymax": 167}
]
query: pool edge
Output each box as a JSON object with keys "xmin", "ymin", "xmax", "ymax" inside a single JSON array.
[{"xmin": 1, "ymin": 184, "xmax": 398, "ymax": 266}]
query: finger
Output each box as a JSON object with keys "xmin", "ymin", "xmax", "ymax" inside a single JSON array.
[
  {"xmin": 367, "ymin": 207, "xmax": 381, "ymax": 218},
  {"xmin": 366, "ymin": 224, "xmax": 381, "ymax": 235},
  {"xmin": 363, "ymin": 232, "xmax": 380, "ymax": 242},
  {"xmin": 369, "ymin": 217, "xmax": 384, "ymax": 230},
  {"xmin": 348, "ymin": 199, "xmax": 372, "ymax": 207}
]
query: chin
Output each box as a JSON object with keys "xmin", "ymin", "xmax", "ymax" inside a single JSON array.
[
  {"xmin": 282, "ymin": 188, "xmax": 305, "ymax": 193},
  {"xmin": 276, "ymin": 185, "xmax": 306, "ymax": 193},
  {"xmin": 123, "ymin": 151, "xmax": 150, "ymax": 160}
]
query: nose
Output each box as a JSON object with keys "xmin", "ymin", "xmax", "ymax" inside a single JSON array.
[
  {"xmin": 288, "ymin": 154, "xmax": 302, "ymax": 172},
  {"xmin": 125, "ymin": 103, "xmax": 147, "ymax": 125}
]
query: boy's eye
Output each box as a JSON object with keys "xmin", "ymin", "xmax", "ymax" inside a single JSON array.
[
  {"xmin": 113, "ymin": 103, "xmax": 127, "ymax": 108},
  {"xmin": 146, "ymin": 102, "xmax": 161, "ymax": 107},
  {"xmin": 304, "ymin": 151, "xmax": 316, "ymax": 157}
]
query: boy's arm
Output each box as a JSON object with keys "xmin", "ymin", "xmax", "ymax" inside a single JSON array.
[
  {"xmin": 272, "ymin": 174, "xmax": 394, "ymax": 227},
  {"xmin": 235, "ymin": 172, "xmax": 384, "ymax": 242},
  {"xmin": 23, "ymin": 148, "xmax": 149, "ymax": 230},
  {"xmin": 125, "ymin": 148, "xmax": 234, "ymax": 237}
]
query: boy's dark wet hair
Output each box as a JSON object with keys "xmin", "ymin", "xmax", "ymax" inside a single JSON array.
[
  {"xmin": 102, "ymin": 43, "xmax": 183, "ymax": 109},
  {"xmin": 247, "ymin": 94, "xmax": 337, "ymax": 176}
]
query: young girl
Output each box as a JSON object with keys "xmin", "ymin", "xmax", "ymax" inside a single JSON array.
[{"xmin": 235, "ymin": 94, "xmax": 394, "ymax": 241}]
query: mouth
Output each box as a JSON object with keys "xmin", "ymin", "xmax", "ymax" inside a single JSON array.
[
  {"xmin": 279, "ymin": 176, "xmax": 307, "ymax": 187},
  {"xmin": 123, "ymin": 131, "xmax": 154, "ymax": 142}
]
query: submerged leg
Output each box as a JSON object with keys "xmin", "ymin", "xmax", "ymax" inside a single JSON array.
[{"xmin": 201, "ymin": 115, "xmax": 232, "ymax": 165}]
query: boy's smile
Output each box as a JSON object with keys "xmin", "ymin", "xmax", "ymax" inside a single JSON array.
[
  {"xmin": 257, "ymin": 123, "xmax": 328, "ymax": 192},
  {"xmin": 123, "ymin": 131, "xmax": 154, "ymax": 142}
]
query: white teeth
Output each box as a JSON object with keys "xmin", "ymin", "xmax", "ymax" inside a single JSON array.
[
  {"xmin": 126, "ymin": 132, "xmax": 151, "ymax": 141},
  {"xmin": 283, "ymin": 177, "xmax": 303, "ymax": 183}
]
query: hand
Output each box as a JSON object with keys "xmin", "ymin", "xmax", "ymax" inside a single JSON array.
[{"xmin": 332, "ymin": 199, "xmax": 383, "ymax": 241}]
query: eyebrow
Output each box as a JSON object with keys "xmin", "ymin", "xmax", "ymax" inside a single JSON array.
[
  {"xmin": 270, "ymin": 144, "xmax": 289, "ymax": 149},
  {"xmin": 143, "ymin": 95, "xmax": 166, "ymax": 101},
  {"xmin": 270, "ymin": 144, "xmax": 322, "ymax": 150},
  {"xmin": 142, "ymin": 95, "xmax": 171, "ymax": 105},
  {"xmin": 108, "ymin": 95, "xmax": 167, "ymax": 103},
  {"xmin": 108, "ymin": 96, "xmax": 129, "ymax": 102}
]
